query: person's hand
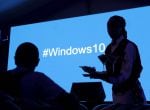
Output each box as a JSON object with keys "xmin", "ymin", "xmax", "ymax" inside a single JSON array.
[
  {"xmin": 80, "ymin": 66, "xmax": 99, "ymax": 79},
  {"xmin": 79, "ymin": 66, "xmax": 96, "ymax": 74},
  {"xmin": 85, "ymin": 71, "xmax": 107, "ymax": 79}
]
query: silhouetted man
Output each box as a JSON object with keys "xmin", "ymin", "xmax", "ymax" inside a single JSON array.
[
  {"xmin": 4, "ymin": 42, "xmax": 80, "ymax": 110},
  {"xmin": 81, "ymin": 15, "xmax": 146, "ymax": 109}
]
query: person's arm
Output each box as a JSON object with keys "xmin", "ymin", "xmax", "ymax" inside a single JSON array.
[
  {"xmin": 80, "ymin": 42, "xmax": 137, "ymax": 84},
  {"xmin": 80, "ymin": 66, "xmax": 109, "ymax": 81}
]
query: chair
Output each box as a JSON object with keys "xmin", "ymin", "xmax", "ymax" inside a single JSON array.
[
  {"xmin": 92, "ymin": 104, "xmax": 109, "ymax": 110},
  {"xmin": 80, "ymin": 103, "xmax": 88, "ymax": 110}
]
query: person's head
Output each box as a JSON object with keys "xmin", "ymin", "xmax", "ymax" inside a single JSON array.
[
  {"xmin": 15, "ymin": 42, "xmax": 39, "ymax": 70},
  {"xmin": 107, "ymin": 15, "xmax": 127, "ymax": 40}
]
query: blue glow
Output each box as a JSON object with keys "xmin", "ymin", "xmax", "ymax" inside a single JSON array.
[
  {"xmin": 9, "ymin": 6, "xmax": 150, "ymax": 101},
  {"xmin": 0, "ymin": 0, "xmax": 26, "ymax": 12}
]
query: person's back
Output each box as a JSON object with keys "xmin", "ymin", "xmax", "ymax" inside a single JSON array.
[
  {"xmin": 5, "ymin": 42, "xmax": 80, "ymax": 110},
  {"xmin": 7, "ymin": 68, "xmax": 74, "ymax": 110}
]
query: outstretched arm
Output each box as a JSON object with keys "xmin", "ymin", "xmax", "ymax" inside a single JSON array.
[{"xmin": 80, "ymin": 66, "xmax": 109, "ymax": 81}]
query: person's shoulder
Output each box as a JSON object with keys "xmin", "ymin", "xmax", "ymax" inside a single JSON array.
[
  {"xmin": 126, "ymin": 39, "xmax": 138, "ymax": 48},
  {"xmin": 33, "ymin": 71, "xmax": 64, "ymax": 90},
  {"xmin": 33, "ymin": 71, "xmax": 47, "ymax": 76},
  {"xmin": 21, "ymin": 71, "xmax": 53, "ymax": 84},
  {"xmin": 125, "ymin": 39, "xmax": 139, "ymax": 54},
  {"xmin": 33, "ymin": 71, "xmax": 52, "ymax": 81},
  {"xmin": 29, "ymin": 71, "xmax": 47, "ymax": 78}
]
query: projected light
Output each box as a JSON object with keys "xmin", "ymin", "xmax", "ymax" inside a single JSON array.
[{"xmin": 8, "ymin": 6, "xmax": 150, "ymax": 101}]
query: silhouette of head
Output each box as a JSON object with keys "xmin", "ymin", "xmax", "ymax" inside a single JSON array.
[
  {"xmin": 107, "ymin": 15, "xmax": 127, "ymax": 40},
  {"xmin": 15, "ymin": 42, "xmax": 39, "ymax": 70}
]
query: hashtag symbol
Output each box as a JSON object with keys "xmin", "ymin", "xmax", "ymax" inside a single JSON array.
[{"xmin": 43, "ymin": 48, "xmax": 49, "ymax": 58}]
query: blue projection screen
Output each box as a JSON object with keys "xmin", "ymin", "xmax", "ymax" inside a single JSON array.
[{"xmin": 8, "ymin": 6, "xmax": 150, "ymax": 101}]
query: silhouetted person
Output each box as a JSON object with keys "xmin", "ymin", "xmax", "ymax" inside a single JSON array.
[
  {"xmin": 81, "ymin": 15, "xmax": 146, "ymax": 109},
  {"xmin": 0, "ymin": 42, "xmax": 80, "ymax": 110}
]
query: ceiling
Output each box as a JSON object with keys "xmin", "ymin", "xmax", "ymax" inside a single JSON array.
[{"xmin": 0, "ymin": 0, "xmax": 150, "ymax": 26}]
